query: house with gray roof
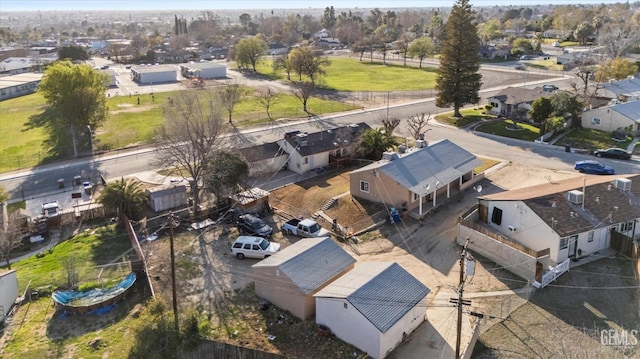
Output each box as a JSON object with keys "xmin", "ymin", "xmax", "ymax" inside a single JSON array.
[
  {"xmin": 580, "ymin": 99, "xmax": 640, "ymax": 135},
  {"xmin": 238, "ymin": 142, "xmax": 288, "ymax": 177},
  {"xmin": 601, "ymin": 74, "xmax": 640, "ymax": 103},
  {"xmin": 279, "ymin": 123, "xmax": 370, "ymax": 175},
  {"xmin": 350, "ymin": 139, "xmax": 482, "ymax": 219},
  {"xmin": 487, "ymin": 86, "xmax": 551, "ymax": 118},
  {"xmin": 251, "ymin": 237, "xmax": 356, "ymax": 320},
  {"xmin": 315, "ymin": 262, "xmax": 430, "ymax": 359}
]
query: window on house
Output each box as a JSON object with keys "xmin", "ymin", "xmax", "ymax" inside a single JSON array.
[
  {"xmin": 588, "ymin": 231, "xmax": 594, "ymax": 242},
  {"xmin": 360, "ymin": 181, "xmax": 369, "ymax": 193},
  {"xmin": 621, "ymin": 221, "xmax": 634, "ymax": 232},
  {"xmin": 412, "ymin": 193, "xmax": 420, "ymax": 202},
  {"xmin": 491, "ymin": 207, "xmax": 503, "ymax": 225},
  {"xmin": 592, "ymin": 118, "xmax": 601, "ymax": 125},
  {"xmin": 303, "ymin": 157, "xmax": 308, "ymax": 164},
  {"xmin": 343, "ymin": 302, "xmax": 347, "ymax": 309},
  {"xmin": 559, "ymin": 237, "xmax": 568, "ymax": 250}
]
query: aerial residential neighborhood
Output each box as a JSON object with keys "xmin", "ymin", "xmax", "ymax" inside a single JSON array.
[{"xmin": 0, "ymin": 0, "xmax": 639, "ymax": 358}]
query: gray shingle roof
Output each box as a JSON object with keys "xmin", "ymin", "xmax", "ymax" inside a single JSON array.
[
  {"xmin": 612, "ymin": 100, "xmax": 640, "ymax": 122},
  {"xmin": 487, "ymin": 86, "xmax": 548, "ymax": 105},
  {"xmin": 284, "ymin": 123, "xmax": 370, "ymax": 157},
  {"xmin": 315, "ymin": 262, "xmax": 430, "ymax": 333},
  {"xmin": 351, "ymin": 139, "xmax": 481, "ymax": 194},
  {"xmin": 238, "ymin": 142, "xmax": 286, "ymax": 162},
  {"xmin": 603, "ymin": 76, "xmax": 640, "ymax": 97},
  {"xmin": 252, "ymin": 237, "xmax": 355, "ymax": 294}
]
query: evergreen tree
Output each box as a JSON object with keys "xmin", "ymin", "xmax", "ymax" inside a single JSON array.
[{"xmin": 435, "ymin": 0, "xmax": 482, "ymax": 118}]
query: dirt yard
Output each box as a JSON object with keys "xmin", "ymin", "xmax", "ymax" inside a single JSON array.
[{"xmin": 142, "ymin": 163, "xmax": 639, "ymax": 358}]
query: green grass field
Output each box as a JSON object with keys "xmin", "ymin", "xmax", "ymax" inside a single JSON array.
[
  {"xmin": 561, "ymin": 128, "xmax": 632, "ymax": 150},
  {"xmin": 9, "ymin": 225, "xmax": 133, "ymax": 291},
  {"xmin": 475, "ymin": 120, "xmax": 541, "ymax": 141},
  {"xmin": 435, "ymin": 108, "xmax": 496, "ymax": 127},
  {"xmin": 255, "ymin": 57, "xmax": 439, "ymax": 91},
  {"xmin": 0, "ymin": 87, "xmax": 356, "ymax": 172}
]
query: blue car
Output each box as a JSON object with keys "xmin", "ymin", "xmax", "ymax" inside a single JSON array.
[{"xmin": 574, "ymin": 160, "xmax": 615, "ymax": 175}]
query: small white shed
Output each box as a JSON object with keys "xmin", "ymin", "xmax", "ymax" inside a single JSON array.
[
  {"xmin": 146, "ymin": 184, "xmax": 188, "ymax": 212},
  {"xmin": 1, "ymin": 270, "xmax": 19, "ymax": 323},
  {"xmin": 315, "ymin": 262, "xmax": 430, "ymax": 359}
]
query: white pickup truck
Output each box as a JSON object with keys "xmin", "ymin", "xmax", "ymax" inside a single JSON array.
[{"xmin": 281, "ymin": 218, "xmax": 330, "ymax": 238}]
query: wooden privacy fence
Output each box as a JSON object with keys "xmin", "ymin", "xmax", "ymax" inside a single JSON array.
[{"xmin": 184, "ymin": 340, "xmax": 286, "ymax": 359}]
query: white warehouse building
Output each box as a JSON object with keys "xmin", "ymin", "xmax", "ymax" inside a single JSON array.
[
  {"xmin": 179, "ymin": 62, "xmax": 226, "ymax": 79},
  {"xmin": 130, "ymin": 65, "xmax": 177, "ymax": 84}
]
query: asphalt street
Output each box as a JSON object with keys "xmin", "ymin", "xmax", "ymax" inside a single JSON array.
[{"xmin": 2, "ymin": 63, "xmax": 638, "ymax": 205}]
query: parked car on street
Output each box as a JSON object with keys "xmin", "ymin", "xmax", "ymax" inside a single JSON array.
[
  {"xmin": 237, "ymin": 214, "xmax": 273, "ymax": 238},
  {"xmin": 593, "ymin": 148, "xmax": 631, "ymax": 160},
  {"xmin": 542, "ymin": 84, "xmax": 559, "ymax": 92},
  {"xmin": 574, "ymin": 160, "xmax": 615, "ymax": 175},
  {"xmin": 231, "ymin": 236, "xmax": 280, "ymax": 260}
]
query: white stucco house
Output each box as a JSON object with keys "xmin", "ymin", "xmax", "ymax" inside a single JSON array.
[
  {"xmin": 477, "ymin": 174, "xmax": 640, "ymax": 264},
  {"xmin": 315, "ymin": 262, "xmax": 430, "ymax": 359},
  {"xmin": 278, "ymin": 123, "xmax": 370, "ymax": 175},
  {"xmin": 580, "ymin": 99, "xmax": 640, "ymax": 135}
]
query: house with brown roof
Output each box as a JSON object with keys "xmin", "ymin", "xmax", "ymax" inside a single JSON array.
[
  {"xmin": 475, "ymin": 174, "xmax": 640, "ymax": 265},
  {"xmin": 278, "ymin": 123, "xmax": 370, "ymax": 175},
  {"xmin": 487, "ymin": 86, "xmax": 550, "ymax": 118}
]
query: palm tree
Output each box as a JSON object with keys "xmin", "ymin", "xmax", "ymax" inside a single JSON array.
[
  {"xmin": 356, "ymin": 128, "xmax": 397, "ymax": 160},
  {"xmin": 97, "ymin": 177, "xmax": 147, "ymax": 220}
]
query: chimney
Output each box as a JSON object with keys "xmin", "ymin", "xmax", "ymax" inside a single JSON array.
[
  {"xmin": 295, "ymin": 133, "xmax": 308, "ymax": 146},
  {"xmin": 348, "ymin": 123, "xmax": 360, "ymax": 133}
]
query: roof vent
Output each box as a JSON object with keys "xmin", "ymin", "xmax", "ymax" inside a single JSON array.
[
  {"xmin": 567, "ymin": 190, "xmax": 583, "ymax": 204},
  {"xmin": 614, "ymin": 178, "xmax": 631, "ymax": 191},
  {"xmin": 382, "ymin": 151, "xmax": 398, "ymax": 161}
]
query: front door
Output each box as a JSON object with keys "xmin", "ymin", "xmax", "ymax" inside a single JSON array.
[{"xmin": 568, "ymin": 237, "xmax": 577, "ymax": 258}]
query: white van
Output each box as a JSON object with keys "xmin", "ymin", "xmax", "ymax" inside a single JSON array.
[{"xmin": 231, "ymin": 236, "xmax": 281, "ymax": 260}]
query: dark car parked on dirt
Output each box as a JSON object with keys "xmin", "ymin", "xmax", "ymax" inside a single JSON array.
[
  {"xmin": 237, "ymin": 214, "xmax": 273, "ymax": 238},
  {"xmin": 593, "ymin": 148, "xmax": 631, "ymax": 160}
]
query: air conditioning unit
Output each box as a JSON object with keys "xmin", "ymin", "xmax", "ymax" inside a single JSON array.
[
  {"xmin": 567, "ymin": 190, "xmax": 584, "ymax": 204},
  {"xmin": 508, "ymin": 225, "xmax": 517, "ymax": 232},
  {"xmin": 614, "ymin": 178, "xmax": 631, "ymax": 191}
]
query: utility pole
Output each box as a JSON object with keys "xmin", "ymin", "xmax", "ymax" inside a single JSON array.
[
  {"xmin": 455, "ymin": 238, "xmax": 471, "ymax": 359},
  {"xmin": 168, "ymin": 211, "xmax": 179, "ymax": 333}
]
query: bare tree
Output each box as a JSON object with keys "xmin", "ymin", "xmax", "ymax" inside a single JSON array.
[
  {"xmin": 61, "ymin": 256, "xmax": 80, "ymax": 288},
  {"xmin": 379, "ymin": 113, "xmax": 401, "ymax": 136},
  {"xmin": 258, "ymin": 87, "xmax": 279, "ymax": 121},
  {"xmin": 571, "ymin": 58, "xmax": 601, "ymax": 105},
  {"xmin": 154, "ymin": 92, "xmax": 226, "ymax": 217},
  {"xmin": 291, "ymin": 81, "xmax": 315, "ymax": 114},
  {"xmin": 0, "ymin": 211, "xmax": 23, "ymax": 269},
  {"xmin": 406, "ymin": 113, "xmax": 431, "ymax": 140},
  {"xmin": 218, "ymin": 82, "xmax": 245, "ymax": 124},
  {"xmin": 598, "ymin": 22, "xmax": 640, "ymax": 59}
]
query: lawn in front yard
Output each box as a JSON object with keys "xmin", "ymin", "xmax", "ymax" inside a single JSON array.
[
  {"xmin": 560, "ymin": 128, "xmax": 632, "ymax": 151},
  {"xmin": 475, "ymin": 120, "xmax": 541, "ymax": 141},
  {"xmin": 255, "ymin": 57, "xmax": 439, "ymax": 92},
  {"xmin": 0, "ymin": 223, "xmax": 146, "ymax": 359},
  {"xmin": 435, "ymin": 107, "xmax": 496, "ymax": 127}
]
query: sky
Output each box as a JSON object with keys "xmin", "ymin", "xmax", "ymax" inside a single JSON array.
[{"xmin": 0, "ymin": 0, "xmax": 625, "ymax": 12}]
